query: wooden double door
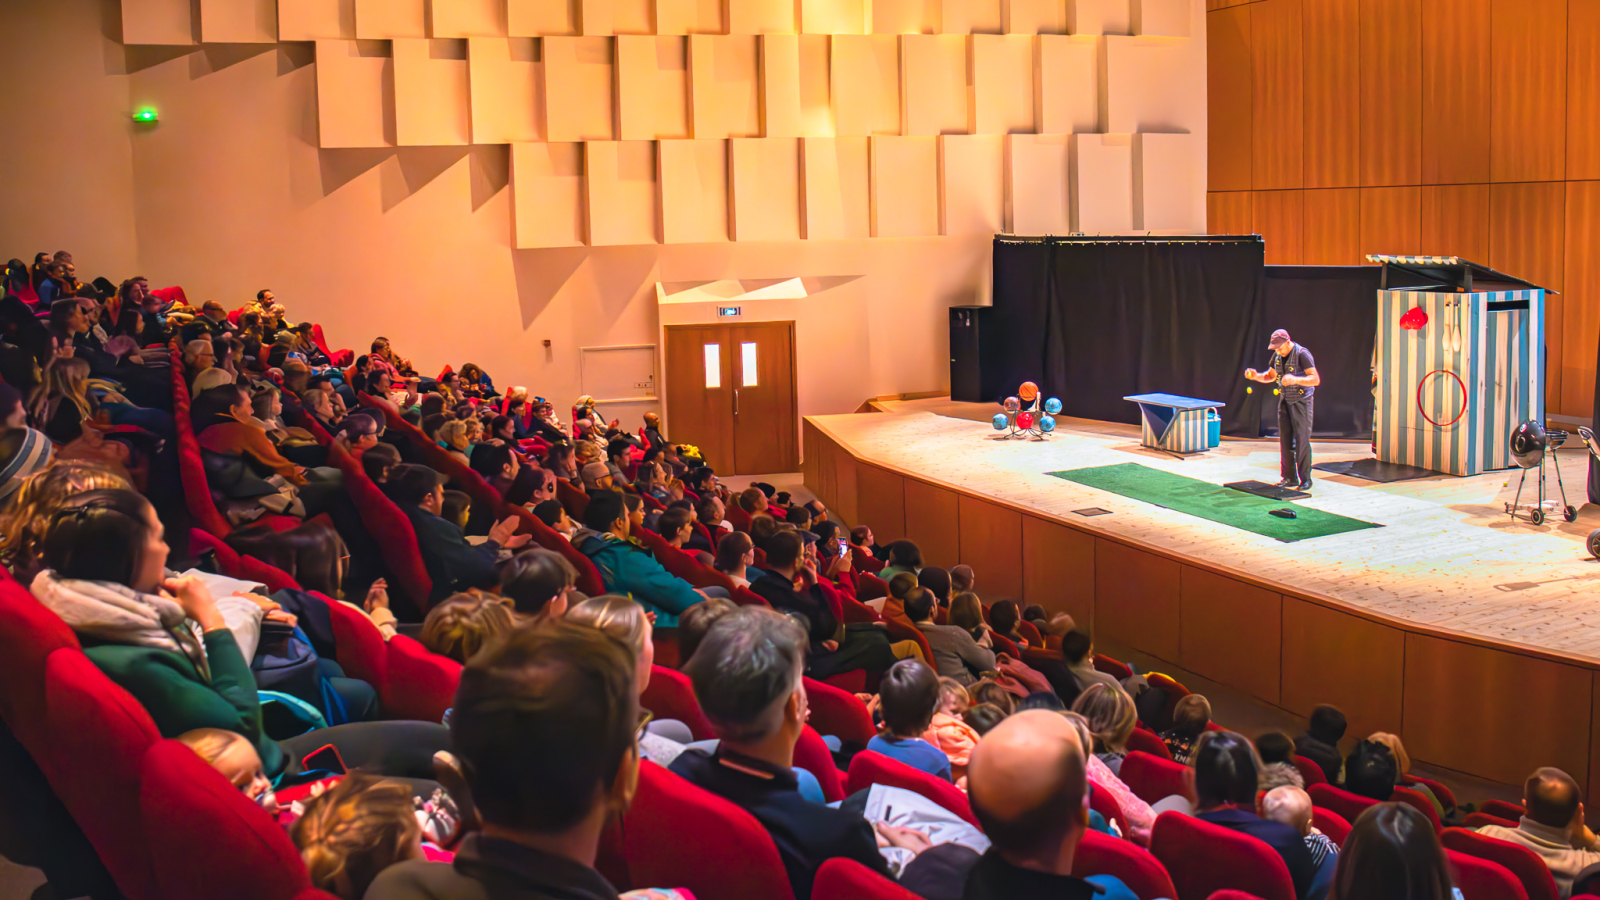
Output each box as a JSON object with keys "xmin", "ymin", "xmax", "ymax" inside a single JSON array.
[{"xmin": 663, "ymin": 321, "xmax": 798, "ymax": 475}]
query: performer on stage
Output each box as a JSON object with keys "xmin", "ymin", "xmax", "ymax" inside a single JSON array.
[{"xmin": 1244, "ymin": 329, "xmax": 1320, "ymax": 491}]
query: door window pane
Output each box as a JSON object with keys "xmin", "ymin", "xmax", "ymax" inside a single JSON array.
[
  {"xmin": 740, "ymin": 342, "xmax": 758, "ymax": 387},
  {"xmin": 704, "ymin": 344, "xmax": 721, "ymax": 389}
]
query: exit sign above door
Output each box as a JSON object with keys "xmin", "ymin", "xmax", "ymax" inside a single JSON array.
[{"xmin": 717, "ymin": 306, "xmax": 741, "ymax": 317}]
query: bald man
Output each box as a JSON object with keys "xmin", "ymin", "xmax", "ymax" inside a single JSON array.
[
  {"xmin": 1477, "ymin": 767, "xmax": 1600, "ymax": 897},
  {"xmin": 898, "ymin": 710, "xmax": 1139, "ymax": 900},
  {"xmin": 1262, "ymin": 786, "xmax": 1338, "ymax": 899}
]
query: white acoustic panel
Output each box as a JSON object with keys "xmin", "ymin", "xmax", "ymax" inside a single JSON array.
[
  {"xmin": 658, "ymin": 139, "xmax": 730, "ymax": 242},
  {"xmin": 872, "ymin": 0, "xmax": 941, "ymax": 34},
  {"xmin": 688, "ymin": 35, "xmax": 762, "ymax": 139},
  {"xmin": 316, "ymin": 39, "xmax": 394, "ymax": 148},
  {"xmin": 657, "ymin": 0, "xmax": 725, "ymax": 34},
  {"xmin": 393, "ymin": 39, "xmax": 471, "ymax": 146},
  {"xmin": 729, "ymin": 138, "xmax": 803, "ymax": 241},
  {"xmin": 430, "ymin": 0, "xmax": 508, "ymax": 35},
  {"xmin": 1034, "ymin": 34, "xmax": 1097, "ymax": 134},
  {"xmin": 513, "ymin": 142, "xmax": 586, "ymax": 247},
  {"xmin": 831, "ymin": 35, "xmax": 901, "ymax": 136},
  {"xmin": 1071, "ymin": 132, "xmax": 1132, "ymax": 233},
  {"xmin": 200, "ymin": 0, "xmax": 278, "ymax": 42},
  {"xmin": 800, "ymin": 0, "xmax": 868, "ymax": 33},
  {"xmin": 801, "ymin": 136, "xmax": 871, "ymax": 239},
  {"xmin": 729, "ymin": 0, "xmax": 797, "ymax": 34},
  {"xmin": 122, "ymin": 0, "xmax": 196, "ymax": 44},
  {"xmin": 355, "ymin": 0, "xmax": 425, "ymax": 38},
  {"xmin": 939, "ymin": 134, "xmax": 1004, "ymax": 235},
  {"xmin": 585, "ymin": 141, "xmax": 659, "ymax": 244},
  {"xmin": 1134, "ymin": 132, "xmax": 1200, "ymax": 232},
  {"xmin": 1066, "ymin": 0, "xmax": 1128, "ymax": 34},
  {"xmin": 941, "ymin": 0, "xmax": 1003, "ymax": 35},
  {"xmin": 543, "ymin": 36, "xmax": 617, "ymax": 142},
  {"xmin": 280, "ymin": 0, "xmax": 355, "ymax": 39},
  {"xmin": 869, "ymin": 135, "xmax": 939, "ymax": 237},
  {"xmin": 468, "ymin": 37, "xmax": 543, "ymax": 144},
  {"xmin": 1004, "ymin": 0, "xmax": 1067, "ymax": 34},
  {"xmin": 508, "ymin": 0, "xmax": 579, "ymax": 34},
  {"xmin": 1131, "ymin": 0, "xmax": 1187, "ymax": 36},
  {"xmin": 1006, "ymin": 133, "xmax": 1069, "ymax": 234},
  {"xmin": 616, "ymin": 35, "xmax": 690, "ymax": 140},
  {"xmin": 900, "ymin": 34, "xmax": 969, "ymax": 136},
  {"xmin": 968, "ymin": 34, "xmax": 1034, "ymax": 134},
  {"xmin": 1103, "ymin": 33, "xmax": 1203, "ymax": 135}
]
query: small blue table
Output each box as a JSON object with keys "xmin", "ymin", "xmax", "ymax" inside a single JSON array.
[{"xmin": 1124, "ymin": 393, "xmax": 1226, "ymax": 454}]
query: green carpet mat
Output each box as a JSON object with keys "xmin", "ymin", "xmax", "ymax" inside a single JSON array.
[{"xmin": 1048, "ymin": 463, "xmax": 1381, "ymax": 542}]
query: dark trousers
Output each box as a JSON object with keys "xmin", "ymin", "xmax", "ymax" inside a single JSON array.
[{"xmin": 1277, "ymin": 398, "xmax": 1314, "ymax": 483}]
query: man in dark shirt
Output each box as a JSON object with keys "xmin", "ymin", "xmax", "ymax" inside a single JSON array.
[
  {"xmin": 366, "ymin": 620, "xmax": 639, "ymax": 900},
  {"xmin": 387, "ymin": 463, "xmax": 529, "ymax": 605},
  {"xmin": 749, "ymin": 530, "xmax": 899, "ymax": 681},
  {"xmin": 1293, "ymin": 704, "xmax": 1347, "ymax": 785},
  {"xmin": 1245, "ymin": 328, "xmax": 1321, "ymax": 491},
  {"xmin": 670, "ymin": 607, "xmax": 926, "ymax": 900}
]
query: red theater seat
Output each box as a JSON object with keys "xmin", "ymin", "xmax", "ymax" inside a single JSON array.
[
  {"xmin": 1126, "ymin": 727, "xmax": 1173, "ymax": 760},
  {"xmin": 1291, "ymin": 754, "xmax": 1327, "ymax": 786},
  {"xmin": 1463, "ymin": 811, "xmax": 1519, "ymax": 830},
  {"xmin": 793, "ymin": 725, "xmax": 847, "ymax": 803},
  {"xmin": 1393, "ymin": 784, "xmax": 1444, "ymax": 832},
  {"xmin": 641, "ymin": 665, "xmax": 716, "ymax": 742},
  {"xmin": 813, "ymin": 858, "xmax": 922, "ymax": 900},
  {"xmin": 1446, "ymin": 848, "xmax": 1530, "ymax": 900},
  {"xmin": 1150, "ymin": 811, "xmax": 1296, "ymax": 900},
  {"xmin": 1307, "ymin": 783, "xmax": 1377, "ymax": 826},
  {"xmin": 803, "ymin": 676, "xmax": 877, "ymax": 749},
  {"xmin": 325, "ymin": 440, "xmax": 433, "ymax": 611},
  {"xmin": 1311, "ymin": 807, "xmax": 1350, "ymax": 847},
  {"xmin": 1440, "ymin": 827, "xmax": 1559, "ymax": 900},
  {"xmin": 1088, "ymin": 785, "xmax": 1132, "ymax": 844},
  {"xmin": 1404, "ymin": 774, "xmax": 1457, "ymax": 811},
  {"xmin": 1120, "ymin": 751, "xmax": 1194, "ymax": 806},
  {"xmin": 846, "ymin": 750, "xmax": 980, "ymax": 829},
  {"xmin": 1094, "ymin": 654, "xmax": 1134, "ymax": 680},
  {"xmin": 856, "ymin": 571, "xmax": 889, "ymax": 603},
  {"xmin": 1075, "ymin": 830, "xmax": 1178, "ymax": 900},
  {"xmin": 1479, "ymin": 799, "xmax": 1526, "ymax": 821}
]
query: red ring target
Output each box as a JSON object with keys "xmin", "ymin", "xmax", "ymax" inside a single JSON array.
[{"xmin": 1416, "ymin": 369, "xmax": 1467, "ymax": 427}]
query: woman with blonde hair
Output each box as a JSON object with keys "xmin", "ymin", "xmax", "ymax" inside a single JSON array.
[
  {"xmin": 418, "ymin": 593, "xmax": 515, "ymax": 664},
  {"xmin": 28, "ymin": 357, "xmax": 100, "ymax": 445},
  {"xmin": 564, "ymin": 593, "xmax": 692, "ymax": 766},
  {"xmin": 435, "ymin": 419, "xmax": 471, "ymax": 465},
  {"xmin": 0, "ymin": 461, "xmax": 131, "ymax": 578},
  {"xmin": 948, "ymin": 591, "xmax": 992, "ymax": 647},
  {"xmin": 1367, "ymin": 731, "xmax": 1445, "ymax": 815},
  {"xmin": 1072, "ymin": 681, "xmax": 1139, "ymax": 775},
  {"xmin": 290, "ymin": 774, "xmax": 425, "ymax": 899}
]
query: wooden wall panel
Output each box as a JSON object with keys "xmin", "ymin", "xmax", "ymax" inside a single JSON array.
[
  {"xmin": 1303, "ymin": 187, "xmax": 1360, "ymax": 264},
  {"xmin": 1253, "ymin": 189, "xmax": 1304, "ymax": 264},
  {"xmin": 903, "ymin": 480, "xmax": 961, "ymax": 568},
  {"xmin": 1403, "ymin": 633, "xmax": 1591, "ymax": 786},
  {"xmin": 1419, "ymin": 183, "xmax": 1490, "ymax": 261},
  {"xmin": 1489, "ymin": 181, "xmax": 1567, "ymax": 410},
  {"xmin": 1021, "ymin": 516, "xmax": 1094, "ymax": 627},
  {"xmin": 1570, "ymin": 0, "xmax": 1600, "ymax": 181},
  {"xmin": 1207, "ymin": 190, "xmax": 1252, "ymax": 234},
  {"xmin": 1281, "ymin": 597, "xmax": 1404, "ymax": 739},
  {"xmin": 958, "ymin": 496, "xmax": 1023, "ymax": 600},
  {"xmin": 1563, "ymin": 180, "xmax": 1600, "ymax": 418},
  {"xmin": 831, "ymin": 440, "xmax": 859, "ymax": 527},
  {"xmin": 856, "ymin": 464, "xmax": 906, "ymax": 542},
  {"xmin": 1207, "ymin": 5, "xmax": 1253, "ymax": 193},
  {"xmin": 1093, "ymin": 540, "xmax": 1180, "ymax": 663},
  {"xmin": 1358, "ymin": 185, "xmax": 1421, "ymax": 259},
  {"xmin": 1178, "ymin": 567, "xmax": 1281, "ymax": 705},
  {"xmin": 1358, "ymin": 0, "xmax": 1420, "ymax": 186},
  {"xmin": 1249, "ymin": 0, "xmax": 1303, "ymax": 190},
  {"xmin": 1302, "ymin": 0, "xmax": 1358, "ymax": 188},
  {"xmin": 1420, "ymin": 0, "xmax": 1490, "ymax": 185},
  {"xmin": 1489, "ymin": 0, "xmax": 1567, "ymax": 184}
]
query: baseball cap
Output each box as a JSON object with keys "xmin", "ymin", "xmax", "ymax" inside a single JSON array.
[{"xmin": 1268, "ymin": 329, "xmax": 1291, "ymax": 349}]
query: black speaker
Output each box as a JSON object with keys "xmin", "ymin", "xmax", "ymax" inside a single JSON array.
[{"xmin": 950, "ymin": 306, "xmax": 985, "ymax": 402}]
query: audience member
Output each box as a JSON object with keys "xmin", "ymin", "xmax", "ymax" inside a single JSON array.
[
  {"xmin": 389, "ymin": 463, "xmax": 529, "ymax": 606},
  {"xmin": 1474, "ymin": 767, "xmax": 1600, "ymax": 895},
  {"xmin": 949, "ymin": 564, "xmax": 974, "ymax": 593},
  {"xmin": 1343, "ymin": 739, "xmax": 1398, "ymax": 802},
  {"xmin": 988, "ymin": 600, "xmax": 1028, "ymax": 649},
  {"xmin": 367, "ymin": 621, "xmax": 641, "ymax": 900},
  {"xmin": 964, "ymin": 702, "xmax": 1008, "ymax": 737},
  {"xmin": 178, "ymin": 727, "xmax": 278, "ymax": 815},
  {"xmin": 868, "ymin": 659, "xmax": 952, "ymax": 781},
  {"xmin": 713, "ymin": 529, "xmax": 756, "ymax": 587},
  {"xmin": 879, "ymin": 540, "xmax": 923, "ymax": 581},
  {"xmin": 419, "ymin": 593, "xmax": 515, "ymax": 664},
  {"xmin": 438, "ymin": 490, "xmax": 471, "ymax": 532},
  {"xmin": 531, "ymin": 499, "xmax": 574, "ymax": 538},
  {"xmin": 749, "ymin": 529, "xmax": 900, "ymax": 680},
  {"xmin": 1367, "ymin": 732, "xmax": 1443, "ymax": 815},
  {"xmin": 906, "ymin": 585, "xmax": 995, "ymax": 685},
  {"xmin": 1296, "ymin": 705, "xmax": 1347, "ymax": 784},
  {"xmin": 1262, "ymin": 786, "xmax": 1339, "ymax": 900},
  {"xmin": 497, "ymin": 548, "xmax": 577, "ymax": 619},
  {"xmin": 917, "ymin": 566, "xmax": 952, "ymax": 609},
  {"xmin": 1256, "ymin": 731, "xmax": 1307, "ymax": 791},
  {"xmin": 948, "ymin": 592, "xmax": 992, "ymax": 647},
  {"xmin": 1070, "ymin": 684, "xmax": 1136, "ymax": 776},
  {"xmin": 564, "ymin": 594, "xmax": 690, "ymax": 766},
  {"xmin": 1160, "ymin": 694, "xmax": 1211, "ymax": 764},
  {"xmin": 572, "ymin": 489, "xmax": 711, "ymax": 627},
  {"xmin": 1060, "ymin": 630, "xmax": 1124, "ymax": 696},
  {"xmin": 1331, "ymin": 803, "xmax": 1454, "ymax": 900},
  {"xmin": 292, "ymin": 774, "xmax": 425, "ymax": 899},
  {"xmin": 676, "ymin": 595, "xmax": 737, "ymax": 665},
  {"xmin": 1191, "ymin": 731, "xmax": 1316, "ymax": 899}
]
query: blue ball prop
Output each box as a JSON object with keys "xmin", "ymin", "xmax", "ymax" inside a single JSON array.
[
  {"xmin": 991, "ymin": 413, "xmax": 1009, "ymax": 431},
  {"xmin": 1039, "ymin": 415, "xmax": 1056, "ymax": 433},
  {"xmin": 1043, "ymin": 397, "xmax": 1062, "ymax": 415}
]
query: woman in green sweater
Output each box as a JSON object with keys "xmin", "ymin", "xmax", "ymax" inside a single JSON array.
[{"xmin": 30, "ymin": 488, "xmax": 447, "ymax": 784}]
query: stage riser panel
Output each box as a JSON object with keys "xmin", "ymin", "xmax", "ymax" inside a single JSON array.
[{"xmin": 802, "ymin": 416, "xmax": 1600, "ymax": 795}]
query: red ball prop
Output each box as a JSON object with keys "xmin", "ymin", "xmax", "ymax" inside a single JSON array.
[{"xmin": 1017, "ymin": 411, "xmax": 1034, "ymax": 429}]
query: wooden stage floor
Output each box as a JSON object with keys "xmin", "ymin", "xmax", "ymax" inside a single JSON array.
[{"xmin": 817, "ymin": 398, "xmax": 1600, "ymax": 666}]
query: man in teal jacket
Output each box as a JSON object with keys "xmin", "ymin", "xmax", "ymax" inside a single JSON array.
[{"xmin": 572, "ymin": 489, "xmax": 716, "ymax": 627}]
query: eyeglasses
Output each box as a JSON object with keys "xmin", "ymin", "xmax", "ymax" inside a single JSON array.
[{"xmin": 635, "ymin": 709, "xmax": 654, "ymax": 746}]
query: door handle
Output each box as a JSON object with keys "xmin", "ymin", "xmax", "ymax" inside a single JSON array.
[{"xmin": 733, "ymin": 389, "xmax": 739, "ymax": 416}]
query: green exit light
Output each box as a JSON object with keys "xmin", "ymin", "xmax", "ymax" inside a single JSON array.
[{"xmin": 133, "ymin": 108, "xmax": 158, "ymax": 122}]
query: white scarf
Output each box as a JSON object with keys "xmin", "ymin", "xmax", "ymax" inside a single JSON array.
[{"xmin": 31, "ymin": 570, "xmax": 211, "ymax": 680}]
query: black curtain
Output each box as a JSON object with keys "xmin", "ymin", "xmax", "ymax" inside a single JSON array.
[
  {"xmin": 980, "ymin": 239, "xmax": 1055, "ymax": 404},
  {"xmin": 1257, "ymin": 266, "xmax": 1380, "ymax": 439}
]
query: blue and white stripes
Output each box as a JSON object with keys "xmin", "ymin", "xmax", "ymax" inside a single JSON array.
[{"xmin": 1140, "ymin": 406, "xmax": 1212, "ymax": 453}]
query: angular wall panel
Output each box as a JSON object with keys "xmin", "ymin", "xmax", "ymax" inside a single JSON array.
[
  {"xmin": 762, "ymin": 35, "xmax": 805, "ymax": 136},
  {"xmin": 200, "ymin": 0, "xmax": 278, "ymax": 42},
  {"xmin": 657, "ymin": 0, "xmax": 725, "ymax": 34},
  {"xmin": 729, "ymin": 0, "xmax": 798, "ymax": 33},
  {"xmin": 1007, "ymin": 133, "xmax": 1071, "ymax": 234},
  {"xmin": 394, "ymin": 39, "xmax": 471, "ymax": 146},
  {"xmin": 469, "ymin": 37, "xmax": 544, "ymax": 144},
  {"xmin": 1132, "ymin": 0, "xmax": 1188, "ymax": 35},
  {"xmin": 1066, "ymin": 0, "xmax": 1129, "ymax": 34},
  {"xmin": 355, "ymin": 0, "xmax": 425, "ymax": 38},
  {"xmin": 869, "ymin": 135, "xmax": 940, "ymax": 236},
  {"xmin": 940, "ymin": 133, "xmax": 1005, "ymax": 234},
  {"xmin": 832, "ymin": 35, "xmax": 902, "ymax": 136},
  {"xmin": 122, "ymin": 0, "xmax": 196, "ymax": 44},
  {"xmin": 942, "ymin": 0, "xmax": 1004, "ymax": 34},
  {"xmin": 429, "ymin": 0, "xmax": 508, "ymax": 36},
  {"xmin": 801, "ymin": 0, "xmax": 869, "ymax": 33},
  {"xmin": 801, "ymin": 136, "xmax": 871, "ymax": 238},
  {"xmin": 969, "ymin": 34, "xmax": 1034, "ymax": 133},
  {"xmin": 798, "ymin": 34, "xmax": 836, "ymax": 135},
  {"xmin": 730, "ymin": 138, "xmax": 803, "ymax": 240},
  {"xmin": 543, "ymin": 36, "xmax": 617, "ymax": 142},
  {"xmin": 617, "ymin": 35, "xmax": 690, "ymax": 140},
  {"xmin": 1104, "ymin": 34, "xmax": 1206, "ymax": 136},
  {"xmin": 610, "ymin": 0, "xmax": 657, "ymax": 34},
  {"xmin": 509, "ymin": 0, "xmax": 579, "ymax": 34},
  {"xmin": 1072, "ymin": 132, "xmax": 1133, "ymax": 232},
  {"xmin": 1136, "ymin": 132, "xmax": 1201, "ymax": 232},
  {"xmin": 873, "ymin": 0, "xmax": 942, "ymax": 34},
  {"xmin": 280, "ymin": 0, "xmax": 356, "ymax": 39},
  {"xmin": 1035, "ymin": 34, "xmax": 1097, "ymax": 134},
  {"xmin": 658, "ymin": 139, "xmax": 730, "ymax": 242},
  {"xmin": 316, "ymin": 39, "xmax": 394, "ymax": 148},
  {"xmin": 1005, "ymin": 0, "xmax": 1068, "ymax": 34},
  {"xmin": 901, "ymin": 35, "xmax": 970, "ymax": 136},
  {"xmin": 512, "ymin": 142, "xmax": 585, "ymax": 247},
  {"xmin": 585, "ymin": 141, "xmax": 659, "ymax": 245},
  {"xmin": 688, "ymin": 35, "xmax": 762, "ymax": 139}
]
